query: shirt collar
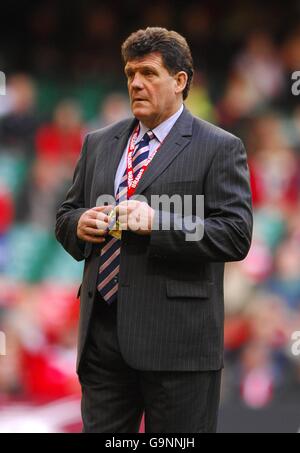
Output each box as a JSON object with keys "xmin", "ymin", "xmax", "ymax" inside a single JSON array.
[{"xmin": 136, "ymin": 104, "xmax": 184, "ymax": 144}]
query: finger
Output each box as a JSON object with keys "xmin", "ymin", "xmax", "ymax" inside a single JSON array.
[
  {"xmin": 95, "ymin": 216, "xmax": 110, "ymax": 229},
  {"xmin": 116, "ymin": 204, "xmax": 137, "ymax": 216},
  {"xmin": 89, "ymin": 208, "xmax": 111, "ymax": 218},
  {"xmin": 118, "ymin": 213, "xmax": 130, "ymax": 224},
  {"xmin": 87, "ymin": 211, "xmax": 110, "ymax": 222},
  {"xmin": 81, "ymin": 218, "xmax": 108, "ymax": 230},
  {"xmin": 92, "ymin": 205, "xmax": 113, "ymax": 213},
  {"xmin": 118, "ymin": 217, "xmax": 129, "ymax": 230},
  {"xmin": 83, "ymin": 218, "xmax": 107, "ymax": 229},
  {"xmin": 128, "ymin": 213, "xmax": 140, "ymax": 231},
  {"xmin": 81, "ymin": 235, "xmax": 107, "ymax": 244},
  {"xmin": 95, "ymin": 211, "xmax": 110, "ymax": 222},
  {"xmin": 83, "ymin": 226, "xmax": 108, "ymax": 236}
]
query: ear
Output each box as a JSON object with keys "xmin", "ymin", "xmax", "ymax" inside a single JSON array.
[{"xmin": 174, "ymin": 71, "xmax": 188, "ymax": 96}]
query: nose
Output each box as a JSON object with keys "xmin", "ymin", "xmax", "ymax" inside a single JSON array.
[{"xmin": 130, "ymin": 73, "xmax": 143, "ymax": 89}]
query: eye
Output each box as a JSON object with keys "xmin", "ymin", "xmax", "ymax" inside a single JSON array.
[{"xmin": 143, "ymin": 69, "xmax": 154, "ymax": 76}]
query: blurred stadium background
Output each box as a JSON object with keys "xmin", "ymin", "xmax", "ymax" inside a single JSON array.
[{"xmin": 0, "ymin": 0, "xmax": 300, "ymax": 433}]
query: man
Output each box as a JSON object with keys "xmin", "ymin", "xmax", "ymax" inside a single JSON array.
[{"xmin": 55, "ymin": 27, "xmax": 253, "ymax": 433}]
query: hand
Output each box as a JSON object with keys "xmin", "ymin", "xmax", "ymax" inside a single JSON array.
[
  {"xmin": 115, "ymin": 200, "xmax": 155, "ymax": 235},
  {"xmin": 77, "ymin": 205, "xmax": 113, "ymax": 243}
]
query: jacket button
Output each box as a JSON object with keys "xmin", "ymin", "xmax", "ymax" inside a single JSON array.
[{"xmin": 88, "ymin": 290, "xmax": 93, "ymax": 298}]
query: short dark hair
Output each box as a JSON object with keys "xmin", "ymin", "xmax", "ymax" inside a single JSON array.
[{"xmin": 121, "ymin": 27, "xmax": 194, "ymax": 100}]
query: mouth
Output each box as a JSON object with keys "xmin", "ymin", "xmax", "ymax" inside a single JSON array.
[{"xmin": 133, "ymin": 98, "xmax": 147, "ymax": 103}]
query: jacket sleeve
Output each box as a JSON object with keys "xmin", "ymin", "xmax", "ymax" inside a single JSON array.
[
  {"xmin": 55, "ymin": 134, "xmax": 90, "ymax": 261},
  {"xmin": 148, "ymin": 136, "xmax": 253, "ymax": 263}
]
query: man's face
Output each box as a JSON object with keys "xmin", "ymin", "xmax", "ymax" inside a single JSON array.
[{"xmin": 124, "ymin": 52, "xmax": 182, "ymax": 128}]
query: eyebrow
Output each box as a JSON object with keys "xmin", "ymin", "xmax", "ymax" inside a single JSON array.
[{"xmin": 124, "ymin": 65, "xmax": 158, "ymax": 74}]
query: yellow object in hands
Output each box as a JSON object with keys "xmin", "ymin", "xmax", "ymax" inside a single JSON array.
[{"xmin": 107, "ymin": 208, "xmax": 122, "ymax": 239}]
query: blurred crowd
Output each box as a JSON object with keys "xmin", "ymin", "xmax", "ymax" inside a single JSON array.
[{"xmin": 0, "ymin": 0, "xmax": 300, "ymax": 430}]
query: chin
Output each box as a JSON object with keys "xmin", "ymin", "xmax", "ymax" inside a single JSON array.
[{"xmin": 132, "ymin": 105, "xmax": 150, "ymax": 119}]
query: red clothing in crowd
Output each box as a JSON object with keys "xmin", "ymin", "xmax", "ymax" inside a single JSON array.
[{"xmin": 35, "ymin": 125, "xmax": 84, "ymax": 166}]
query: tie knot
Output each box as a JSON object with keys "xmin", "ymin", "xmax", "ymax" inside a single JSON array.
[
  {"xmin": 141, "ymin": 130, "xmax": 154, "ymax": 144},
  {"xmin": 146, "ymin": 130, "xmax": 155, "ymax": 140}
]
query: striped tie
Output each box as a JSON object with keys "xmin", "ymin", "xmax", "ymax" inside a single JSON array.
[{"xmin": 97, "ymin": 129, "xmax": 155, "ymax": 304}]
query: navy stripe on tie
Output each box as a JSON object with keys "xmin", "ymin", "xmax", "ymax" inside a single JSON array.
[{"xmin": 97, "ymin": 129, "xmax": 154, "ymax": 304}]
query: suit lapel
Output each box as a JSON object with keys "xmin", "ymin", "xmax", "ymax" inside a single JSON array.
[
  {"xmin": 134, "ymin": 107, "xmax": 193, "ymax": 196},
  {"xmin": 93, "ymin": 118, "xmax": 137, "ymax": 201}
]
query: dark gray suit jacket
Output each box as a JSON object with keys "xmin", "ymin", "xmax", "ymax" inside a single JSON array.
[{"xmin": 55, "ymin": 107, "xmax": 253, "ymax": 373}]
